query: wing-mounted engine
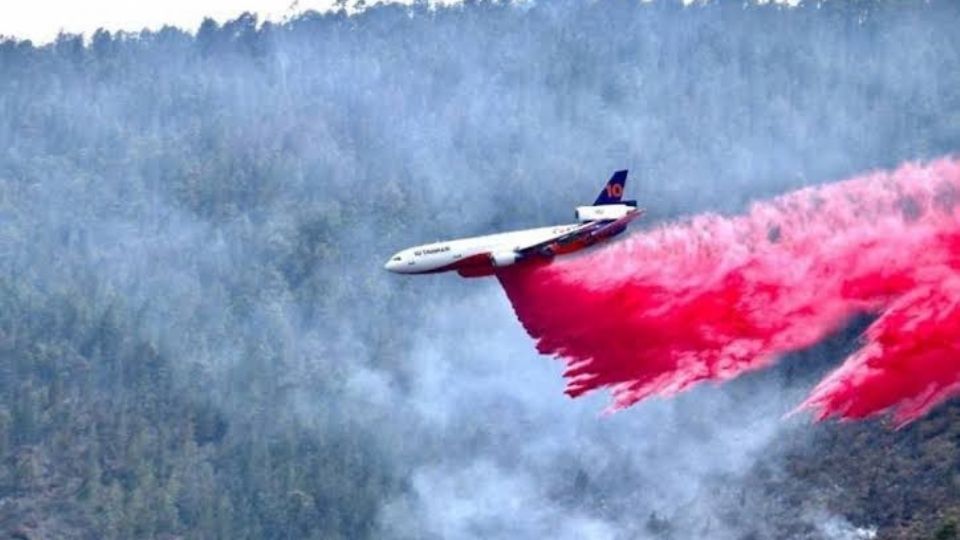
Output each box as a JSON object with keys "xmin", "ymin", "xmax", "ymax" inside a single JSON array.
[
  {"xmin": 575, "ymin": 203, "xmax": 636, "ymax": 223},
  {"xmin": 491, "ymin": 250, "xmax": 520, "ymax": 267}
]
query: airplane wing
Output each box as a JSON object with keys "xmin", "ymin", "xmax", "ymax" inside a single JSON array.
[{"xmin": 515, "ymin": 208, "xmax": 645, "ymax": 259}]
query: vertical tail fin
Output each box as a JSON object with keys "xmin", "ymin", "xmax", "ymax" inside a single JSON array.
[{"xmin": 593, "ymin": 170, "xmax": 628, "ymax": 205}]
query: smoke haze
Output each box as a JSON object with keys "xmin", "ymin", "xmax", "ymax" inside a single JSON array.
[{"xmin": 0, "ymin": 0, "xmax": 958, "ymax": 538}]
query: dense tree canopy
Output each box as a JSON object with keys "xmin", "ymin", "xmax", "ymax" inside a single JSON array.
[{"xmin": 0, "ymin": 0, "xmax": 959, "ymax": 538}]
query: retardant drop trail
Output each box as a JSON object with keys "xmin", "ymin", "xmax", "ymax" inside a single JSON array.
[{"xmin": 496, "ymin": 158, "xmax": 960, "ymax": 426}]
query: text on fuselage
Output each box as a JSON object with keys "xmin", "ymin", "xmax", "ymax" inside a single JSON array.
[{"xmin": 415, "ymin": 245, "xmax": 451, "ymax": 257}]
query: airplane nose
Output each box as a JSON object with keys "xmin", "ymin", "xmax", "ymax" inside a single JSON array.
[{"xmin": 384, "ymin": 256, "xmax": 401, "ymax": 272}]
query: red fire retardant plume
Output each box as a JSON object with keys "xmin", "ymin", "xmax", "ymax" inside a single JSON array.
[{"xmin": 496, "ymin": 159, "xmax": 960, "ymax": 427}]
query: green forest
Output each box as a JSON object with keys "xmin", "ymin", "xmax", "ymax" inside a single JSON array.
[{"xmin": 1, "ymin": 0, "xmax": 959, "ymax": 538}]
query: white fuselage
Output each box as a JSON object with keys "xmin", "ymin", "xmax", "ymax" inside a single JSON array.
[{"xmin": 384, "ymin": 223, "xmax": 581, "ymax": 274}]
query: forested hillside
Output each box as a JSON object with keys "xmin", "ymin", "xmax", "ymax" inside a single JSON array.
[{"xmin": 1, "ymin": 1, "xmax": 959, "ymax": 538}]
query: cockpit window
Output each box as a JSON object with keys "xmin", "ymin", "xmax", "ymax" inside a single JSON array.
[{"xmin": 392, "ymin": 256, "xmax": 402, "ymax": 261}]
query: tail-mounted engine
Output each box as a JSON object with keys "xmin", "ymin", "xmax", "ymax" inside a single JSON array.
[{"xmin": 575, "ymin": 203, "xmax": 636, "ymax": 223}]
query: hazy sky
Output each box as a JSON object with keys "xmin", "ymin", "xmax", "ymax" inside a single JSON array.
[
  {"xmin": 0, "ymin": 0, "xmax": 339, "ymax": 44},
  {"xmin": 0, "ymin": 0, "xmax": 799, "ymax": 45}
]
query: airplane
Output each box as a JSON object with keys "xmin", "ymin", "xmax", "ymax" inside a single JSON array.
[{"xmin": 383, "ymin": 170, "xmax": 644, "ymax": 278}]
